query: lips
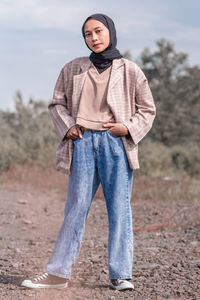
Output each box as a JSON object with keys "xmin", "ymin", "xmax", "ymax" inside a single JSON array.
[{"xmin": 93, "ymin": 43, "xmax": 102, "ymax": 47}]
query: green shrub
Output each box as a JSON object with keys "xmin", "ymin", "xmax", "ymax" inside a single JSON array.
[
  {"xmin": 0, "ymin": 93, "xmax": 199, "ymax": 179},
  {"xmin": 171, "ymin": 143, "xmax": 200, "ymax": 176},
  {"xmin": 139, "ymin": 139, "xmax": 200, "ymax": 177},
  {"xmin": 139, "ymin": 139, "xmax": 173, "ymax": 176},
  {"xmin": 0, "ymin": 93, "xmax": 58, "ymax": 172}
]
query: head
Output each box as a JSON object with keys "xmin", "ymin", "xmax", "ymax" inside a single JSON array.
[
  {"xmin": 84, "ymin": 18, "xmax": 110, "ymax": 53},
  {"xmin": 82, "ymin": 14, "xmax": 118, "ymax": 54}
]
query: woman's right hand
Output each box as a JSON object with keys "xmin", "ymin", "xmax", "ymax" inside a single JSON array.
[{"xmin": 66, "ymin": 125, "xmax": 83, "ymax": 140}]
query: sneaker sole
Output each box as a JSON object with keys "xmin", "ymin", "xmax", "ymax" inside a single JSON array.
[
  {"xmin": 110, "ymin": 283, "xmax": 134, "ymax": 291},
  {"xmin": 21, "ymin": 281, "xmax": 68, "ymax": 289}
]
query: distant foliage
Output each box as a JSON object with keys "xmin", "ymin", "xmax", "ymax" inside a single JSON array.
[
  {"xmin": 0, "ymin": 92, "xmax": 58, "ymax": 172},
  {"xmin": 0, "ymin": 39, "xmax": 199, "ymax": 176},
  {"xmin": 137, "ymin": 38, "xmax": 200, "ymax": 146},
  {"xmin": 139, "ymin": 140, "xmax": 200, "ymax": 177}
]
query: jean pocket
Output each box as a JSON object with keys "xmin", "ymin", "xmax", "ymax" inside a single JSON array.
[
  {"xmin": 72, "ymin": 137, "xmax": 80, "ymax": 144},
  {"xmin": 108, "ymin": 130, "xmax": 119, "ymax": 138},
  {"xmin": 107, "ymin": 131, "xmax": 124, "ymax": 156}
]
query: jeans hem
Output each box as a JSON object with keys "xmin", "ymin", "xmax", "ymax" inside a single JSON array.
[
  {"xmin": 46, "ymin": 270, "xmax": 71, "ymax": 279},
  {"xmin": 109, "ymin": 275, "xmax": 132, "ymax": 280}
]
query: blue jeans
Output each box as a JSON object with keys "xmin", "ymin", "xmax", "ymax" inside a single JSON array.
[{"xmin": 46, "ymin": 130, "xmax": 134, "ymax": 279}]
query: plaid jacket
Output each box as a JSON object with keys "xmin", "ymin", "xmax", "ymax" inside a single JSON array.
[{"xmin": 48, "ymin": 57, "xmax": 156, "ymax": 174}]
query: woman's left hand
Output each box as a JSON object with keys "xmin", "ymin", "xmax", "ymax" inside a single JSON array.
[{"xmin": 103, "ymin": 122, "xmax": 129, "ymax": 136}]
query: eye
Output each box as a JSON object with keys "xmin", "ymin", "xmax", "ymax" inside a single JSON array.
[
  {"xmin": 96, "ymin": 29, "xmax": 102, "ymax": 34},
  {"xmin": 85, "ymin": 33, "xmax": 91, "ymax": 37}
]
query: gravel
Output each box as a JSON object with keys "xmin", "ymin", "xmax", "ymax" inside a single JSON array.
[{"xmin": 0, "ymin": 186, "xmax": 199, "ymax": 300}]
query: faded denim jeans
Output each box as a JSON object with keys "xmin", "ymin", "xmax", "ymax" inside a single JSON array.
[{"xmin": 46, "ymin": 130, "xmax": 134, "ymax": 279}]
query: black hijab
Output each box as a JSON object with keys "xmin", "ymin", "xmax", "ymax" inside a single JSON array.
[{"xmin": 82, "ymin": 13, "xmax": 123, "ymax": 73}]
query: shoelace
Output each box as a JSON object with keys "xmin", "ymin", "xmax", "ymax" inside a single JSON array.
[
  {"xmin": 111, "ymin": 279, "xmax": 126, "ymax": 286},
  {"xmin": 33, "ymin": 272, "xmax": 48, "ymax": 282}
]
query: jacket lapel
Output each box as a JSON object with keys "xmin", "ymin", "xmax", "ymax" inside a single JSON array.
[
  {"xmin": 108, "ymin": 58, "xmax": 125, "ymax": 90},
  {"xmin": 73, "ymin": 59, "xmax": 91, "ymax": 91},
  {"xmin": 72, "ymin": 59, "xmax": 91, "ymax": 115},
  {"xmin": 107, "ymin": 59, "xmax": 125, "ymax": 119}
]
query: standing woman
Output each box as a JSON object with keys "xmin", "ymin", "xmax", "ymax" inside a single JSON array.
[{"xmin": 21, "ymin": 13, "xmax": 156, "ymax": 291}]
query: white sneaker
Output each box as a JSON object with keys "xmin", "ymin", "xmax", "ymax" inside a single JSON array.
[
  {"xmin": 110, "ymin": 279, "xmax": 134, "ymax": 291},
  {"xmin": 21, "ymin": 272, "xmax": 68, "ymax": 289}
]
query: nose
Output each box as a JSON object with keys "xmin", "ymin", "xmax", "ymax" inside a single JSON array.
[{"xmin": 91, "ymin": 32, "xmax": 98, "ymax": 42}]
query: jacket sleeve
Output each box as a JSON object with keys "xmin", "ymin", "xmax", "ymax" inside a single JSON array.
[
  {"xmin": 123, "ymin": 67, "xmax": 156, "ymax": 145},
  {"xmin": 48, "ymin": 66, "xmax": 76, "ymax": 141}
]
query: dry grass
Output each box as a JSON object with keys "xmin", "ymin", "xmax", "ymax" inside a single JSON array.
[
  {"xmin": 0, "ymin": 164, "xmax": 67, "ymax": 192},
  {"xmin": 0, "ymin": 164, "xmax": 199, "ymax": 205},
  {"xmin": 132, "ymin": 172, "xmax": 200, "ymax": 203}
]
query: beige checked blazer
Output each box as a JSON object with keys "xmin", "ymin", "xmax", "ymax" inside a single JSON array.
[{"xmin": 48, "ymin": 57, "xmax": 156, "ymax": 174}]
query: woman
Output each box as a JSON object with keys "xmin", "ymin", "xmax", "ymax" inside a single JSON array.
[{"xmin": 21, "ymin": 13, "xmax": 156, "ymax": 291}]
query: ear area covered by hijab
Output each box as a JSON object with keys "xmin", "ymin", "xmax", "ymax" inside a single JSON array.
[{"xmin": 82, "ymin": 13, "xmax": 123, "ymax": 73}]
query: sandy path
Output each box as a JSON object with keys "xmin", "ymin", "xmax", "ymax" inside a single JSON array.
[{"xmin": 0, "ymin": 186, "xmax": 200, "ymax": 300}]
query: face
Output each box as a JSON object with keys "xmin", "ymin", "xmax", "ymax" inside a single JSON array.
[{"xmin": 84, "ymin": 19, "xmax": 110, "ymax": 53}]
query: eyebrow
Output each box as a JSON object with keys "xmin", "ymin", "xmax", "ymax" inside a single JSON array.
[{"xmin": 84, "ymin": 26, "xmax": 103, "ymax": 33}]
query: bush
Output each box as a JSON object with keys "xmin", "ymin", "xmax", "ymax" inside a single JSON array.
[
  {"xmin": 0, "ymin": 93, "xmax": 199, "ymax": 178},
  {"xmin": 171, "ymin": 143, "xmax": 200, "ymax": 176},
  {"xmin": 0, "ymin": 93, "xmax": 58, "ymax": 172},
  {"xmin": 139, "ymin": 139, "xmax": 173, "ymax": 176},
  {"xmin": 139, "ymin": 139, "xmax": 200, "ymax": 177}
]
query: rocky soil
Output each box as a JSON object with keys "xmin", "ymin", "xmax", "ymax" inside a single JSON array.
[{"xmin": 0, "ymin": 184, "xmax": 200, "ymax": 300}]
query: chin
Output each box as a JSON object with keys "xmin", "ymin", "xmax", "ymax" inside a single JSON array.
[{"xmin": 93, "ymin": 48, "xmax": 105, "ymax": 53}]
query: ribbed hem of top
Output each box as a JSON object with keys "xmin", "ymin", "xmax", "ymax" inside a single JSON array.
[{"xmin": 76, "ymin": 117, "xmax": 114, "ymax": 131}]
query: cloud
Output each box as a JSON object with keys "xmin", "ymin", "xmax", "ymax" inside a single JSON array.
[
  {"xmin": 0, "ymin": 0, "xmax": 200, "ymax": 110},
  {"xmin": 1, "ymin": 0, "xmax": 200, "ymax": 44},
  {"xmin": 0, "ymin": 0, "xmax": 175, "ymax": 34},
  {"xmin": 1, "ymin": 0, "xmax": 200, "ymax": 56},
  {"xmin": 0, "ymin": 0, "xmax": 89, "ymax": 30}
]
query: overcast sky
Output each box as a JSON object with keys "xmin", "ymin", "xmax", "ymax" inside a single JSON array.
[{"xmin": 0, "ymin": 0, "xmax": 200, "ymax": 110}]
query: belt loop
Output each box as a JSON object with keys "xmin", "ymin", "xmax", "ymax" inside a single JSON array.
[{"xmin": 81, "ymin": 127, "xmax": 89, "ymax": 131}]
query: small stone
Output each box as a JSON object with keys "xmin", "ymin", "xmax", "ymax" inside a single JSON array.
[
  {"xmin": 178, "ymin": 238, "xmax": 186, "ymax": 243},
  {"xmin": 90, "ymin": 255, "xmax": 101, "ymax": 263},
  {"xmin": 28, "ymin": 240, "xmax": 36, "ymax": 246},
  {"xmin": 190, "ymin": 241, "xmax": 198, "ymax": 247},
  {"xmin": 177, "ymin": 262, "xmax": 183, "ymax": 271},
  {"xmin": 23, "ymin": 219, "xmax": 32, "ymax": 224},
  {"xmin": 18, "ymin": 200, "xmax": 28, "ymax": 204},
  {"xmin": 88, "ymin": 240, "xmax": 94, "ymax": 248},
  {"xmin": 101, "ymin": 268, "xmax": 108, "ymax": 274},
  {"xmin": 11, "ymin": 262, "xmax": 20, "ymax": 268},
  {"xmin": 177, "ymin": 286, "xmax": 184, "ymax": 293},
  {"xmin": 185, "ymin": 274, "xmax": 193, "ymax": 280},
  {"xmin": 189, "ymin": 259, "xmax": 200, "ymax": 266},
  {"xmin": 146, "ymin": 247, "xmax": 159, "ymax": 252},
  {"xmin": 139, "ymin": 263, "xmax": 160, "ymax": 270}
]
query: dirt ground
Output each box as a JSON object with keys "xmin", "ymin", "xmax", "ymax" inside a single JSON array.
[{"xmin": 0, "ymin": 172, "xmax": 200, "ymax": 300}]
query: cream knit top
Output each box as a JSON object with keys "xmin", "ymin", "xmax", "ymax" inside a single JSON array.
[{"xmin": 76, "ymin": 64, "xmax": 115, "ymax": 130}]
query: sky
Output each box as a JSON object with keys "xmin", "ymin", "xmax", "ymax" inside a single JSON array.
[{"xmin": 0, "ymin": 0, "xmax": 200, "ymax": 110}]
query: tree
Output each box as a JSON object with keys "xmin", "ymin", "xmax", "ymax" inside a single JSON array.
[
  {"xmin": 0, "ymin": 92, "xmax": 58, "ymax": 171},
  {"xmin": 137, "ymin": 39, "xmax": 200, "ymax": 145}
]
